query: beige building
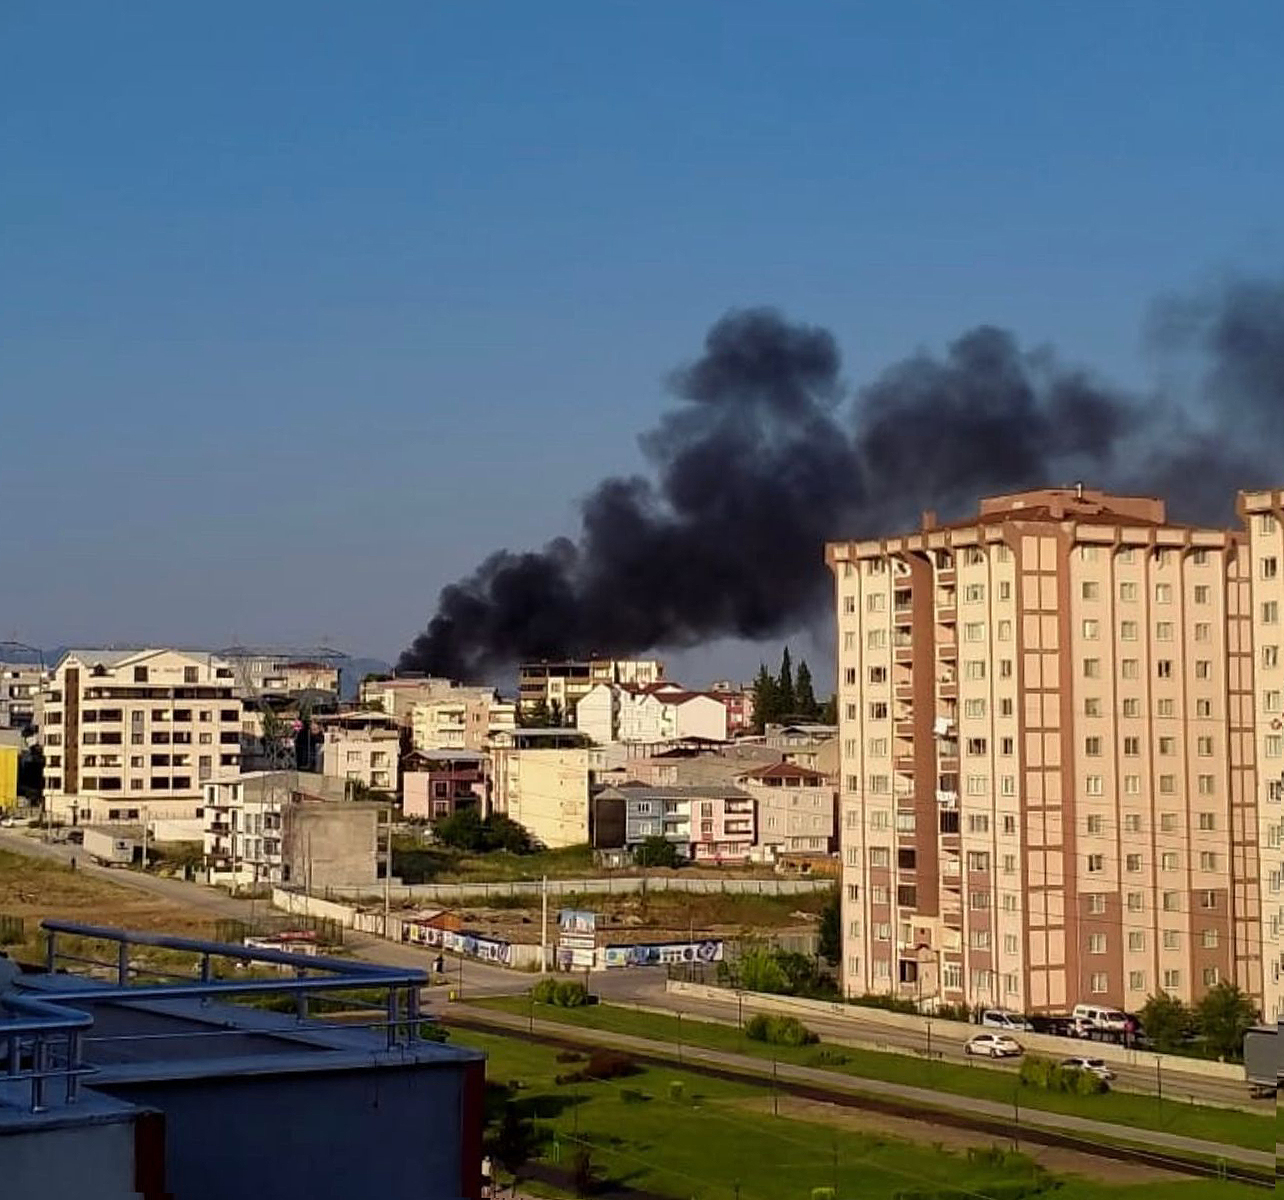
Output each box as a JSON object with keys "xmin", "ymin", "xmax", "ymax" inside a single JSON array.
[
  {"xmin": 319, "ymin": 714, "xmax": 401, "ymax": 794},
  {"xmin": 358, "ymin": 676, "xmax": 458, "ymax": 724},
  {"xmin": 518, "ymin": 658, "xmax": 663, "ymax": 719},
  {"xmin": 828, "ymin": 487, "xmax": 1273, "ymax": 1017},
  {"xmin": 1241, "ymin": 490, "xmax": 1284, "ymax": 1021},
  {"xmin": 738, "ymin": 762, "xmax": 837, "ymax": 859},
  {"xmin": 41, "ymin": 649, "xmax": 242, "ymax": 823},
  {"xmin": 410, "ymin": 690, "xmax": 516, "ymax": 751},
  {"xmin": 0, "ymin": 663, "xmax": 43, "ymax": 729},
  {"xmin": 490, "ymin": 730, "xmax": 598, "ymax": 847}
]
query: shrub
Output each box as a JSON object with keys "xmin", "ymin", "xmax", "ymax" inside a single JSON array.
[
  {"xmin": 555, "ymin": 981, "xmax": 589, "ymax": 1008},
  {"xmin": 850, "ymin": 993, "xmax": 919, "ymax": 1015},
  {"xmin": 745, "ymin": 1013, "xmax": 817, "ymax": 1047},
  {"xmin": 532, "ymin": 978, "xmax": 559, "ymax": 1004},
  {"xmin": 1019, "ymin": 1055, "xmax": 1108, "ymax": 1095},
  {"xmin": 583, "ymin": 1049, "xmax": 637, "ymax": 1080},
  {"xmin": 1071, "ymin": 1067, "xmax": 1108, "ymax": 1096},
  {"xmin": 810, "ymin": 1048, "xmax": 850, "ymax": 1067},
  {"xmin": 555, "ymin": 1050, "xmax": 584, "ymax": 1064}
]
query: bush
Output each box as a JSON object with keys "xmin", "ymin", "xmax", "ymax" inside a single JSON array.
[
  {"xmin": 583, "ymin": 1049, "xmax": 637, "ymax": 1080},
  {"xmin": 555, "ymin": 981, "xmax": 589, "ymax": 1008},
  {"xmin": 745, "ymin": 1013, "xmax": 817, "ymax": 1047},
  {"xmin": 634, "ymin": 835, "xmax": 679, "ymax": 869},
  {"xmin": 1019, "ymin": 1055, "xmax": 1107, "ymax": 1095},
  {"xmin": 809, "ymin": 1048, "xmax": 850, "ymax": 1067},
  {"xmin": 532, "ymin": 978, "xmax": 559, "ymax": 1004}
]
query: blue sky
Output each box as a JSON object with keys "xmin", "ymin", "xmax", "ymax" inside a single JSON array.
[{"xmin": 2, "ymin": 3, "xmax": 1279, "ymax": 679}]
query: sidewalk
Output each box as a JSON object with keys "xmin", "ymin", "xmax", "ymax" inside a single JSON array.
[{"xmin": 447, "ymin": 1003, "xmax": 1274, "ymax": 1173}]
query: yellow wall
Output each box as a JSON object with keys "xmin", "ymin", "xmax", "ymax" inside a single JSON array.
[{"xmin": 0, "ymin": 746, "xmax": 18, "ymax": 810}]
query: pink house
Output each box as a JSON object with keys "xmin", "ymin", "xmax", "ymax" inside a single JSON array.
[
  {"xmin": 687, "ymin": 789, "xmax": 756, "ymax": 863},
  {"xmin": 402, "ymin": 750, "xmax": 487, "ymax": 821}
]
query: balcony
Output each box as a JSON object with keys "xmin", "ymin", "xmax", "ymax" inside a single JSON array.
[{"xmin": 935, "ymin": 789, "xmax": 959, "ymax": 808}]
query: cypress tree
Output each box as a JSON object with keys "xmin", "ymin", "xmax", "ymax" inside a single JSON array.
[
  {"xmin": 777, "ymin": 647, "xmax": 795, "ymax": 717},
  {"xmin": 795, "ymin": 660, "xmax": 818, "ymax": 719}
]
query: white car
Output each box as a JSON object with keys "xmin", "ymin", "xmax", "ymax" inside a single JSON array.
[
  {"xmin": 1061, "ymin": 1056, "xmax": 1115, "ymax": 1081},
  {"xmin": 965, "ymin": 1033, "xmax": 1023, "ymax": 1059},
  {"xmin": 981, "ymin": 1009, "xmax": 1033, "ymax": 1032}
]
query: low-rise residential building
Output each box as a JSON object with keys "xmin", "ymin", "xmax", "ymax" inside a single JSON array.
[
  {"xmin": 708, "ymin": 680, "xmax": 756, "ymax": 735},
  {"xmin": 410, "ymin": 689, "xmax": 516, "ymax": 751},
  {"xmin": 594, "ymin": 783, "xmax": 756, "ymax": 862},
  {"xmin": 319, "ymin": 713, "xmax": 402, "ymax": 794},
  {"xmin": 0, "ymin": 662, "xmax": 42, "ymax": 729},
  {"xmin": 202, "ymin": 769, "xmax": 381, "ymax": 889},
  {"xmin": 617, "ymin": 742, "xmax": 783, "ymax": 787},
  {"xmin": 40, "ymin": 648, "xmax": 242, "ymax": 823},
  {"xmin": 490, "ymin": 731, "xmax": 597, "ymax": 847},
  {"xmin": 403, "ymin": 750, "xmax": 488, "ymax": 821},
  {"xmin": 737, "ymin": 761, "xmax": 838, "ymax": 859},
  {"xmin": 575, "ymin": 681, "xmax": 728, "ymax": 744},
  {"xmin": 358, "ymin": 675, "xmax": 459, "ymax": 724},
  {"xmin": 519, "ymin": 657, "xmax": 664, "ymax": 718}
]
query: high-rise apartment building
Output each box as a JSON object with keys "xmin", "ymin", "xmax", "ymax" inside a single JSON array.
[
  {"xmin": 828, "ymin": 487, "xmax": 1277, "ymax": 1018},
  {"xmin": 41, "ymin": 649, "xmax": 242, "ymax": 823},
  {"xmin": 1242, "ymin": 489, "xmax": 1284, "ymax": 1021}
]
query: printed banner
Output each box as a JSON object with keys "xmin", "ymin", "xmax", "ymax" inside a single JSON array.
[{"xmin": 602, "ymin": 940, "xmax": 723, "ymax": 968}]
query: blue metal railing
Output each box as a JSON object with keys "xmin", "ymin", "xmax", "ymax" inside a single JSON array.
[{"xmin": 0, "ymin": 920, "xmax": 429, "ymax": 1115}]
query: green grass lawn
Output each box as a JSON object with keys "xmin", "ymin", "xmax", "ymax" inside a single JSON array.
[
  {"xmin": 470, "ymin": 995, "xmax": 1274, "ymax": 1154},
  {"xmin": 392, "ymin": 842, "xmax": 601, "ymax": 884},
  {"xmin": 457, "ymin": 1027, "xmax": 1261, "ymax": 1200}
]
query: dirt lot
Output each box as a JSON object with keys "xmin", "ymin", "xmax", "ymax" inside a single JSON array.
[
  {"xmin": 443, "ymin": 888, "xmax": 829, "ymax": 948},
  {"xmin": 729, "ymin": 1095, "xmax": 1188, "ymax": 1186},
  {"xmin": 0, "ymin": 848, "xmax": 218, "ymax": 963}
]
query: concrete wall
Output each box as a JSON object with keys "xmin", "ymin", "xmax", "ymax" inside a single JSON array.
[
  {"xmin": 282, "ymin": 800, "xmax": 380, "ymax": 889},
  {"xmin": 665, "ymin": 979, "xmax": 1248, "ymax": 1081}
]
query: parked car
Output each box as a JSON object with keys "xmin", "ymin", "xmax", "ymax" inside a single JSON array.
[
  {"xmin": 981, "ymin": 1009, "xmax": 1032, "ymax": 1032},
  {"xmin": 1070, "ymin": 1004, "xmax": 1127, "ymax": 1034},
  {"xmin": 1028, "ymin": 1015, "xmax": 1078, "ymax": 1038},
  {"xmin": 1060, "ymin": 1056, "xmax": 1116, "ymax": 1081},
  {"xmin": 965, "ymin": 1033, "xmax": 1023, "ymax": 1059}
]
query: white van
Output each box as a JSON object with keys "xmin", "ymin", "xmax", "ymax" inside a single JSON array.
[
  {"xmin": 981, "ymin": 1009, "xmax": 1032, "ymax": 1032},
  {"xmin": 1071, "ymin": 1004, "xmax": 1127, "ymax": 1033}
]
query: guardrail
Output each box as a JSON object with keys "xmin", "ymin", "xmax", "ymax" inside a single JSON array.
[{"xmin": 0, "ymin": 920, "xmax": 430, "ymax": 1116}]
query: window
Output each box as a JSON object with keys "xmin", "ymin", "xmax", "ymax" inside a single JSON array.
[
  {"xmin": 997, "ymin": 619, "xmax": 1012, "ymax": 641},
  {"xmin": 1163, "ymin": 929, "xmax": 1180, "ymax": 950},
  {"xmin": 1155, "ymin": 583, "xmax": 1172, "ymax": 604},
  {"xmin": 1120, "ymin": 620, "xmax": 1138, "ymax": 641},
  {"xmin": 1158, "ymin": 736, "xmax": 1176, "ymax": 756},
  {"xmin": 1000, "ymin": 697, "xmax": 1014, "ymax": 717},
  {"xmin": 1129, "ymin": 970, "xmax": 1147, "ymax": 991},
  {"xmin": 1194, "ymin": 583, "xmax": 1210, "ymax": 604},
  {"xmin": 1200, "ymin": 851, "xmax": 1218, "ymax": 870},
  {"xmin": 967, "ymin": 813, "xmax": 990, "ymax": 834},
  {"xmin": 1123, "ymin": 735, "xmax": 1140, "ymax": 756},
  {"xmin": 1194, "ymin": 622, "xmax": 1210, "ymax": 642},
  {"xmin": 1118, "ymin": 548, "xmax": 1136, "ymax": 565},
  {"xmin": 1084, "ymin": 697, "xmax": 1103, "ymax": 717},
  {"xmin": 1196, "ymin": 735, "xmax": 1214, "ymax": 756},
  {"xmin": 1156, "ymin": 660, "xmax": 1173, "ymax": 679},
  {"xmin": 1265, "ymin": 691, "xmax": 1282, "ymax": 714},
  {"xmin": 969, "ymin": 930, "xmax": 991, "ymax": 950},
  {"xmin": 1002, "ymin": 814, "xmax": 1016, "ymax": 835},
  {"xmin": 1202, "ymin": 967, "xmax": 1221, "ymax": 987},
  {"xmin": 1197, "ymin": 810, "xmax": 1215, "ymax": 829},
  {"xmin": 844, "ymin": 667, "xmax": 857, "ymax": 685},
  {"xmin": 867, "ymin": 629, "xmax": 887, "ymax": 650},
  {"xmin": 1161, "ymin": 852, "xmax": 1178, "ymax": 870},
  {"xmin": 966, "ymin": 851, "xmax": 990, "ymax": 870},
  {"xmin": 1085, "ymin": 775, "xmax": 1103, "ymax": 796},
  {"xmin": 1121, "ymin": 658, "xmax": 1139, "ymax": 679},
  {"xmin": 1124, "ymin": 813, "xmax": 1141, "ymax": 833},
  {"xmin": 1128, "ymin": 931, "xmax": 1145, "ymax": 952},
  {"xmin": 1082, "ymin": 658, "xmax": 1101, "ymax": 679},
  {"xmin": 999, "ymin": 581, "xmax": 1012, "ymax": 600},
  {"xmin": 1263, "ymin": 557, "xmax": 1279, "ymax": 580},
  {"xmin": 964, "ymin": 698, "xmax": 986, "ymax": 718},
  {"xmin": 868, "ymin": 666, "xmax": 887, "ymax": 684},
  {"xmin": 1090, "ymin": 973, "xmax": 1108, "ymax": 995},
  {"xmin": 1162, "ymin": 969, "xmax": 1181, "ymax": 991},
  {"xmin": 965, "ymin": 660, "xmax": 987, "ymax": 680},
  {"xmin": 965, "ymin": 774, "xmax": 988, "ymax": 796},
  {"xmin": 1081, "ymin": 618, "xmax": 1099, "ymax": 640},
  {"xmin": 1086, "ymin": 814, "xmax": 1104, "ymax": 834},
  {"xmin": 1087, "ymin": 892, "xmax": 1106, "ymax": 914},
  {"xmin": 1264, "ymin": 601, "xmax": 1279, "ymax": 625},
  {"xmin": 1081, "ymin": 581, "xmax": 1100, "ymax": 601},
  {"xmin": 969, "ymin": 891, "xmax": 991, "ymax": 910},
  {"xmin": 1125, "ymin": 853, "xmax": 1142, "ymax": 872},
  {"xmin": 896, "ymin": 885, "xmax": 917, "ymax": 907},
  {"xmin": 866, "ymin": 593, "xmax": 885, "ymax": 612},
  {"xmin": 869, "ymin": 701, "xmax": 888, "ymax": 720},
  {"xmin": 1119, "ymin": 581, "xmax": 1138, "ymax": 601},
  {"xmin": 868, "ymin": 737, "xmax": 889, "ymax": 757},
  {"xmin": 1157, "ymin": 697, "xmax": 1174, "ymax": 717},
  {"xmin": 1194, "ymin": 659, "xmax": 1211, "ymax": 680},
  {"xmin": 964, "ymin": 583, "xmax": 985, "ymax": 603},
  {"xmin": 1200, "ymin": 890, "xmax": 1217, "ymax": 909},
  {"xmin": 1086, "ymin": 854, "xmax": 1104, "ymax": 873},
  {"xmin": 1264, "ymin": 645, "xmax": 1279, "ymax": 669},
  {"xmin": 1122, "ymin": 698, "xmax": 1140, "ymax": 718},
  {"xmin": 867, "ymin": 774, "xmax": 890, "ymax": 794},
  {"xmin": 1000, "ymin": 774, "xmax": 1015, "ymax": 796},
  {"xmin": 1160, "ymin": 812, "xmax": 1177, "ymax": 832},
  {"xmin": 870, "ymin": 847, "xmax": 890, "ymax": 868},
  {"xmin": 1162, "ymin": 891, "xmax": 1180, "ymax": 912},
  {"xmin": 1124, "ymin": 774, "xmax": 1140, "ymax": 795},
  {"xmin": 966, "ymin": 736, "xmax": 988, "ymax": 755},
  {"xmin": 1088, "ymin": 934, "xmax": 1106, "ymax": 954},
  {"xmin": 133, "ymin": 666, "xmax": 148, "ymax": 682},
  {"xmin": 1127, "ymin": 891, "xmax": 1144, "ymax": 912},
  {"xmin": 964, "ymin": 622, "xmax": 985, "ymax": 642},
  {"xmin": 1084, "ymin": 736, "xmax": 1102, "ymax": 757},
  {"xmin": 1000, "ymin": 736, "xmax": 1014, "ymax": 756}
]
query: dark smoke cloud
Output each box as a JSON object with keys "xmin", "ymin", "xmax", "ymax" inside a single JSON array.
[{"xmin": 401, "ymin": 279, "xmax": 1282, "ymax": 681}]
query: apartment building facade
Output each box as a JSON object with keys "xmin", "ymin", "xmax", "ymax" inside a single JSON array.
[
  {"xmin": 409, "ymin": 690, "xmax": 516, "ymax": 751},
  {"xmin": 594, "ymin": 783, "xmax": 756, "ymax": 861},
  {"xmin": 41, "ymin": 649, "xmax": 242, "ymax": 823},
  {"xmin": 737, "ymin": 762, "xmax": 837, "ymax": 858},
  {"xmin": 318, "ymin": 714, "xmax": 401, "ymax": 794},
  {"xmin": 828, "ymin": 487, "xmax": 1271, "ymax": 1017},
  {"xmin": 575, "ymin": 681, "xmax": 728, "ymax": 745},
  {"xmin": 1242, "ymin": 489, "xmax": 1284, "ymax": 1021},
  {"xmin": 0, "ymin": 662, "xmax": 42, "ymax": 729},
  {"xmin": 518, "ymin": 657, "xmax": 664, "ymax": 718}
]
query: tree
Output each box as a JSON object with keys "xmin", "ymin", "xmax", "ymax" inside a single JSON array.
[
  {"xmin": 491, "ymin": 1102, "xmax": 534, "ymax": 1179},
  {"xmin": 817, "ymin": 887, "xmax": 840, "ymax": 966},
  {"xmin": 751, "ymin": 663, "xmax": 779, "ymax": 733},
  {"xmin": 794, "ymin": 660, "xmax": 818, "ymax": 719},
  {"xmin": 1196, "ymin": 982, "xmax": 1258, "ymax": 1060},
  {"xmin": 1139, "ymin": 992, "xmax": 1195, "ymax": 1053},
  {"xmin": 486, "ymin": 814, "xmax": 533, "ymax": 855},
  {"xmin": 634, "ymin": 836, "xmax": 679, "ymax": 869},
  {"xmin": 524, "ymin": 698, "xmax": 551, "ymax": 728},
  {"xmin": 434, "ymin": 807, "xmax": 488, "ymax": 852},
  {"xmin": 777, "ymin": 647, "xmax": 795, "ymax": 717},
  {"xmin": 17, "ymin": 744, "xmax": 44, "ymax": 801},
  {"xmin": 736, "ymin": 944, "xmax": 788, "ymax": 994}
]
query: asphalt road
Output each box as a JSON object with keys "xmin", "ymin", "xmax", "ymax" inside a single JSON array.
[{"xmin": 1, "ymin": 828, "xmax": 1271, "ymax": 1115}]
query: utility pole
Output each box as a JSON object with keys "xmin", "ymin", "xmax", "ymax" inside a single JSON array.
[
  {"xmin": 540, "ymin": 874, "xmax": 548, "ymax": 973},
  {"xmin": 382, "ymin": 805, "xmax": 391, "ymax": 938}
]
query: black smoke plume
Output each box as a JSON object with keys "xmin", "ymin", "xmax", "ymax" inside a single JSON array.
[{"xmin": 401, "ymin": 280, "xmax": 1282, "ymax": 681}]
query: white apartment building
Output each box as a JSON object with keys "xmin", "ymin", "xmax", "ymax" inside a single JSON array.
[
  {"xmin": 410, "ymin": 690, "xmax": 516, "ymax": 751},
  {"xmin": 41, "ymin": 649, "xmax": 242, "ymax": 823},
  {"xmin": 518, "ymin": 658, "xmax": 664, "ymax": 718},
  {"xmin": 202, "ymin": 769, "xmax": 380, "ymax": 890},
  {"xmin": 1242, "ymin": 489, "xmax": 1284, "ymax": 1021},
  {"xmin": 828, "ymin": 488, "xmax": 1270, "ymax": 1017},
  {"xmin": 575, "ymin": 682, "xmax": 728, "ymax": 745}
]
